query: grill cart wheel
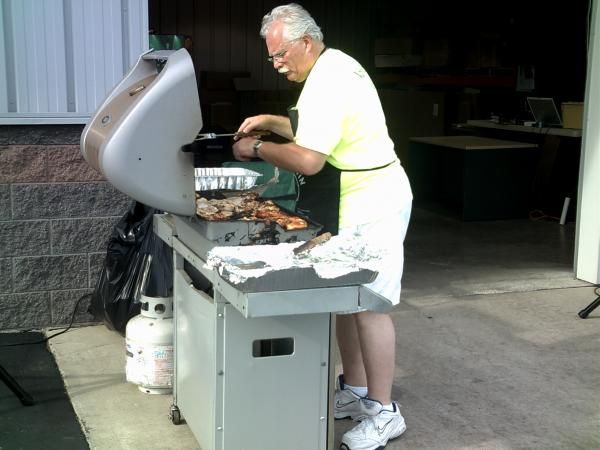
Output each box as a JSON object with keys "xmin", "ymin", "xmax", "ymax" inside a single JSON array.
[{"xmin": 170, "ymin": 404, "xmax": 182, "ymax": 425}]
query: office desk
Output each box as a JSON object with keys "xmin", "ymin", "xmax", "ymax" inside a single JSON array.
[
  {"xmin": 408, "ymin": 135, "xmax": 539, "ymax": 220},
  {"xmin": 458, "ymin": 121, "xmax": 582, "ymax": 220},
  {"xmin": 464, "ymin": 120, "xmax": 582, "ymax": 138}
]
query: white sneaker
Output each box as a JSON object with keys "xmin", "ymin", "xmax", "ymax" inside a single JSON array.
[
  {"xmin": 334, "ymin": 375, "xmax": 369, "ymax": 421},
  {"xmin": 340, "ymin": 401, "xmax": 406, "ymax": 450}
]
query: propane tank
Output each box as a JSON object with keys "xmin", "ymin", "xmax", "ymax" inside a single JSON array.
[{"xmin": 125, "ymin": 295, "xmax": 174, "ymax": 394}]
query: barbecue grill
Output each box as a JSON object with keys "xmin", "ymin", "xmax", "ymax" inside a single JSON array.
[{"xmin": 81, "ymin": 48, "xmax": 392, "ymax": 450}]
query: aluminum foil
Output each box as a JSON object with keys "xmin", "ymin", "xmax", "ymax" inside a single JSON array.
[
  {"xmin": 195, "ymin": 168, "xmax": 261, "ymax": 191},
  {"xmin": 205, "ymin": 233, "xmax": 383, "ymax": 283}
]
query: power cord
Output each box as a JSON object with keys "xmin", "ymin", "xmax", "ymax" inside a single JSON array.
[
  {"xmin": 0, "ymin": 292, "xmax": 92, "ymax": 347},
  {"xmin": 529, "ymin": 209, "xmax": 561, "ymax": 222}
]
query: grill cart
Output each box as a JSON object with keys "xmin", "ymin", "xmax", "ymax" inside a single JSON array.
[{"xmin": 81, "ymin": 48, "xmax": 392, "ymax": 450}]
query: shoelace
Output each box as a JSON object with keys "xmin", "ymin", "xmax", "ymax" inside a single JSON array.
[{"xmin": 352, "ymin": 416, "xmax": 375, "ymax": 438}]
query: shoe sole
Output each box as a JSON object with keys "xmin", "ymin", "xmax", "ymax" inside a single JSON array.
[
  {"xmin": 335, "ymin": 413, "xmax": 364, "ymax": 422},
  {"xmin": 340, "ymin": 445, "xmax": 386, "ymax": 450},
  {"xmin": 335, "ymin": 409, "xmax": 366, "ymax": 421},
  {"xmin": 339, "ymin": 423, "xmax": 407, "ymax": 450}
]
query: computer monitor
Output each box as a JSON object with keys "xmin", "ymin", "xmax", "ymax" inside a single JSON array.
[{"xmin": 527, "ymin": 97, "xmax": 562, "ymax": 127}]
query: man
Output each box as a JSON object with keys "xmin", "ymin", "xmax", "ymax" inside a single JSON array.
[{"xmin": 232, "ymin": 4, "xmax": 412, "ymax": 450}]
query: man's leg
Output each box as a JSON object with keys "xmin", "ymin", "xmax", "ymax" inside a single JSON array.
[
  {"xmin": 336, "ymin": 314, "xmax": 367, "ymax": 387},
  {"xmin": 339, "ymin": 311, "xmax": 405, "ymax": 450},
  {"xmin": 354, "ymin": 310, "xmax": 395, "ymax": 404},
  {"xmin": 337, "ymin": 310, "xmax": 396, "ymax": 403}
]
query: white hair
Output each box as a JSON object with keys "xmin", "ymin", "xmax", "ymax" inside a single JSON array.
[{"xmin": 260, "ymin": 3, "xmax": 323, "ymax": 42}]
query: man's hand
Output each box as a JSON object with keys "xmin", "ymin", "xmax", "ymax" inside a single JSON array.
[
  {"xmin": 236, "ymin": 115, "xmax": 271, "ymax": 137},
  {"xmin": 232, "ymin": 137, "xmax": 257, "ymax": 161},
  {"xmin": 236, "ymin": 114, "xmax": 294, "ymax": 141}
]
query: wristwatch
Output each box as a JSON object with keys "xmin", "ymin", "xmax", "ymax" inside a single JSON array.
[{"xmin": 252, "ymin": 139, "xmax": 263, "ymax": 158}]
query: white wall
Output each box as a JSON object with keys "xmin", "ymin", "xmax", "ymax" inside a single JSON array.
[
  {"xmin": 575, "ymin": 0, "xmax": 600, "ymax": 283},
  {"xmin": 0, "ymin": 0, "xmax": 148, "ymax": 124},
  {"xmin": 0, "ymin": 0, "xmax": 7, "ymax": 114}
]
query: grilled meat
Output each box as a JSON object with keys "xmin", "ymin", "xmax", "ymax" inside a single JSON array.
[{"xmin": 195, "ymin": 192, "xmax": 308, "ymax": 231}]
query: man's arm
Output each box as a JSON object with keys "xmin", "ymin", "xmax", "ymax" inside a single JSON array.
[{"xmin": 232, "ymin": 139, "xmax": 327, "ymax": 176}]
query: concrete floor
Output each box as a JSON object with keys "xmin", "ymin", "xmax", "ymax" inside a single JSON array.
[{"xmin": 48, "ymin": 208, "xmax": 600, "ymax": 449}]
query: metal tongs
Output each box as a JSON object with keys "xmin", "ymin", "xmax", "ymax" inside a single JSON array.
[
  {"xmin": 194, "ymin": 131, "xmax": 270, "ymax": 141},
  {"xmin": 181, "ymin": 130, "xmax": 270, "ymax": 152}
]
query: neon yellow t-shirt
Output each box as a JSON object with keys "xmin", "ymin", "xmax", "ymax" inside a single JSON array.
[{"xmin": 294, "ymin": 49, "xmax": 408, "ymax": 227}]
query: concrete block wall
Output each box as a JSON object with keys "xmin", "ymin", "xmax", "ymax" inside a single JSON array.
[{"xmin": 0, "ymin": 125, "xmax": 131, "ymax": 331}]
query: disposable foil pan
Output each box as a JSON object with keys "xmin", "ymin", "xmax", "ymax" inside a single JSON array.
[{"xmin": 195, "ymin": 168, "xmax": 261, "ymax": 191}]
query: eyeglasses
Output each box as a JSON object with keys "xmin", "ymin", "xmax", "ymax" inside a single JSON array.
[{"xmin": 267, "ymin": 38, "xmax": 302, "ymax": 63}]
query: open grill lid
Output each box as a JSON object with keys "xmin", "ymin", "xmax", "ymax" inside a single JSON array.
[{"xmin": 80, "ymin": 49, "xmax": 202, "ymax": 216}]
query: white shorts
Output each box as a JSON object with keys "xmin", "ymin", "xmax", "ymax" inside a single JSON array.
[{"xmin": 338, "ymin": 199, "xmax": 412, "ymax": 309}]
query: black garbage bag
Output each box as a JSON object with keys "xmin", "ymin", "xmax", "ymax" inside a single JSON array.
[{"xmin": 90, "ymin": 201, "xmax": 173, "ymax": 335}]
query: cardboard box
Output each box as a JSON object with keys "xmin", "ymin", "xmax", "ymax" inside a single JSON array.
[
  {"xmin": 374, "ymin": 38, "xmax": 422, "ymax": 68},
  {"xmin": 374, "ymin": 38, "xmax": 413, "ymax": 55},
  {"xmin": 561, "ymin": 102, "xmax": 584, "ymax": 129}
]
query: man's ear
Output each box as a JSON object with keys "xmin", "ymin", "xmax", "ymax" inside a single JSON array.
[{"xmin": 301, "ymin": 35, "xmax": 311, "ymax": 54}]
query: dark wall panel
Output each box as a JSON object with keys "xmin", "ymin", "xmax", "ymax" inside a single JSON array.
[
  {"xmin": 148, "ymin": 0, "xmax": 589, "ymax": 133},
  {"xmin": 212, "ymin": 1, "xmax": 230, "ymax": 70},
  {"xmin": 149, "ymin": 0, "xmax": 374, "ymax": 90},
  {"xmin": 176, "ymin": 0, "xmax": 195, "ymax": 41},
  {"xmin": 230, "ymin": 0, "xmax": 248, "ymax": 72},
  {"xmin": 192, "ymin": 1, "xmax": 211, "ymax": 74}
]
